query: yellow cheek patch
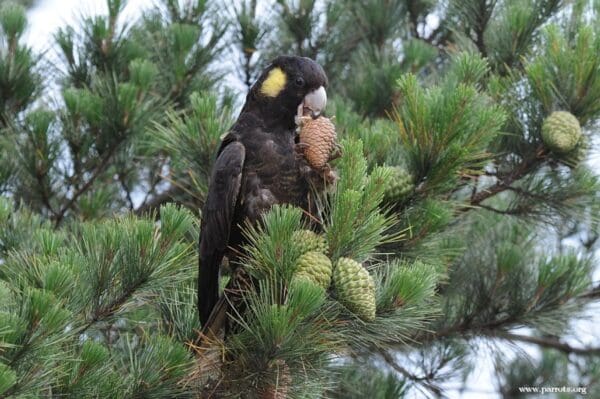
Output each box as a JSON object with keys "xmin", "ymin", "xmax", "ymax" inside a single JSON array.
[{"xmin": 260, "ymin": 67, "xmax": 287, "ymax": 97}]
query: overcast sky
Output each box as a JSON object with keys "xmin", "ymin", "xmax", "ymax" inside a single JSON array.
[
  {"xmin": 25, "ymin": 0, "xmax": 151, "ymax": 51},
  {"xmin": 21, "ymin": 1, "xmax": 598, "ymax": 398}
]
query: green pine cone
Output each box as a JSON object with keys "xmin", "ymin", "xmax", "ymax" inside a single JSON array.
[
  {"xmin": 294, "ymin": 251, "xmax": 333, "ymax": 290},
  {"xmin": 541, "ymin": 111, "xmax": 582, "ymax": 154},
  {"xmin": 383, "ymin": 166, "xmax": 414, "ymax": 203},
  {"xmin": 333, "ymin": 257, "xmax": 376, "ymax": 321},
  {"xmin": 558, "ymin": 136, "xmax": 588, "ymax": 168},
  {"xmin": 292, "ymin": 230, "xmax": 328, "ymax": 255}
]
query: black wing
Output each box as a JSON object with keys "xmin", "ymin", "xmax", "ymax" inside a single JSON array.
[{"xmin": 198, "ymin": 138, "xmax": 245, "ymax": 326}]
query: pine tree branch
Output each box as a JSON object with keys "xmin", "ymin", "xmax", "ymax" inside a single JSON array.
[
  {"xmin": 34, "ymin": 169, "xmax": 56, "ymax": 217},
  {"xmin": 463, "ymin": 147, "xmax": 546, "ymax": 210},
  {"xmin": 490, "ymin": 331, "xmax": 600, "ymax": 356},
  {"xmin": 79, "ymin": 276, "xmax": 149, "ymax": 335},
  {"xmin": 417, "ymin": 313, "xmax": 520, "ymax": 344},
  {"xmin": 474, "ymin": 25, "xmax": 487, "ymax": 58},
  {"xmin": 477, "ymin": 203, "xmax": 528, "ymax": 216},
  {"xmin": 53, "ymin": 140, "xmax": 123, "ymax": 228},
  {"xmin": 473, "ymin": 0, "xmax": 496, "ymax": 58},
  {"xmin": 135, "ymin": 157, "xmax": 169, "ymax": 212},
  {"xmin": 134, "ymin": 186, "xmax": 184, "ymax": 216},
  {"xmin": 168, "ymin": 70, "xmax": 196, "ymax": 106},
  {"xmin": 417, "ymin": 290, "xmax": 600, "ymax": 354},
  {"xmin": 379, "ymin": 350, "xmax": 443, "ymax": 396},
  {"xmin": 118, "ymin": 172, "xmax": 134, "ymax": 211},
  {"xmin": 407, "ymin": 3, "xmax": 420, "ymax": 39},
  {"xmin": 580, "ymin": 285, "xmax": 600, "ymax": 300},
  {"xmin": 503, "ymin": 185, "xmax": 551, "ymax": 203}
]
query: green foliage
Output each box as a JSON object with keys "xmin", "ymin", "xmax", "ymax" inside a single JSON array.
[
  {"xmin": 328, "ymin": 361, "xmax": 407, "ymax": 399},
  {"xmin": 243, "ymin": 205, "xmax": 305, "ymax": 284},
  {"xmin": 484, "ymin": 0, "xmax": 561, "ymax": 73},
  {"xmin": 526, "ymin": 24, "xmax": 600, "ymax": 124},
  {"xmin": 496, "ymin": 349, "xmax": 570, "ymax": 397},
  {"xmin": 438, "ymin": 213, "xmax": 592, "ymax": 336},
  {"xmin": 329, "ymin": 98, "xmax": 401, "ymax": 168},
  {"xmin": 0, "ymin": 196, "xmax": 52, "ymax": 255},
  {"xmin": 147, "ymin": 91, "xmax": 232, "ymax": 205},
  {"xmin": 0, "ymin": 0, "xmax": 36, "ymax": 8},
  {"xmin": 225, "ymin": 279, "xmax": 335, "ymax": 397},
  {"xmin": 269, "ymin": 0, "xmax": 321, "ymax": 58},
  {"xmin": 4, "ymin": 110, "xmax": 61, "ymax": 214},
  {"xmin": 129, "ymin": 58, "xmax": 159, "ymax": 91},
  {"xmin": 445, "ymin": 51, "xmax": 490, "ymax": 88},
  {"xmin": 0, "ymin": 203, "xmax": 198, "ymax": 397},
  {"xmin": 53, "ymin": 341, "xmax": 119, "ymax": 398},
  {"xmin": 0, "ymin": 362, "xmax": 16, "ymax": 395},
  {"xmin": 120, "ymin": 335, "xmax": 193, "ymax": 398},
  {"xmin": 5, "ymin": 0, "xmax": 226, "ymax": 223},
  {"xmin": 130, "ymin": 0, "xmax": 225, "ymax": 107},
  {"xmin": 394, "ymin": 72, "xmax": 506, "ymax": 195},
  {"xmin": 157, "ymin": 281, "xmax": 199, "ymax": 343},
  {"xmin": 503, "ymin": 167, "xmax": 600, "ymax": 222},
  {"xmin": 376, "ymin": 260, "xmax": 439, "ymax": 313},
  {"xmin": 0, "ymin": 288, "xmax": 72, "ymax": 395},
  {"xmin": 325, "ymin": 139, "xmax": 398, "ymax": 261},
  {"xmin": 0, "ymin": 2, "xmax": 40, "ymax": 125},
  {"xmin": 448, "ymin": 0, "xmax": 561, "ymax": 74},
  {"xmin": 229, "ymin": 0, "xmax": 265, "ymax": 88},
  {"xmin": 0, "ymin": 2, "xmax": 25, "ymax": 39},
  {"xmin": 343, "ymin": 40, "xmax": 438, "ymax": 117}
]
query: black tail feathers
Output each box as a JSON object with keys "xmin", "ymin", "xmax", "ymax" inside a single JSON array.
[{"xmin": 198, "ymin": 252, "xmax": 220, "ymax": 326}]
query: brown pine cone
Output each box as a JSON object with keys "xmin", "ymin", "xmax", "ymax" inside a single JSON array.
[{"xmin": 298, "ymin": 116, "xmax": 337, "ymax": 170}]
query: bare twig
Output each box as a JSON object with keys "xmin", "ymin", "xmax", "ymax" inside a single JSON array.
[
  {"xmin": 460, "ymin": 146, "xmax": 546, "ymax": 212},
  {"xmin": 491, "ymin": 331, "xmax": 600, "ymax": 356},
  {"xmin": 34, "ymin": 169, "xmax": 57, "ymax": 217},
  {"xmin": 580, "ymin": 285, "xmax": 600, "ymax": 300},
  {"xmin": 379, "ymin": 350, "xmax": 443, "ymax": 396},
  {"xmin": 118, "ymin": 172, "xmax": 134, "ymax": 210}
]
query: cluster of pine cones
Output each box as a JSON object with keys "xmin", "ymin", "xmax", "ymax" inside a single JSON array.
[{"xmin": 292, "ymin": 230, "xmax": 376, "ymax": 322}]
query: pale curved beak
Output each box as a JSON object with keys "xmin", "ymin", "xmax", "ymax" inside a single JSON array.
[{"xmin": 299, "ymin": 86, "xmax": 327, "ymax": 118}]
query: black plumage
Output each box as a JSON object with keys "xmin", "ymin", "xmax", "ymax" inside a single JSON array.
[{"xmin": 198, "ymin": 56, "xmax": 329, "ymax": 330}]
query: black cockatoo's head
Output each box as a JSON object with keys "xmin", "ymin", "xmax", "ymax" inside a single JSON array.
[{"xmin": 243, "ymin": 56, "xmax": 328, "ymax": 127}]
